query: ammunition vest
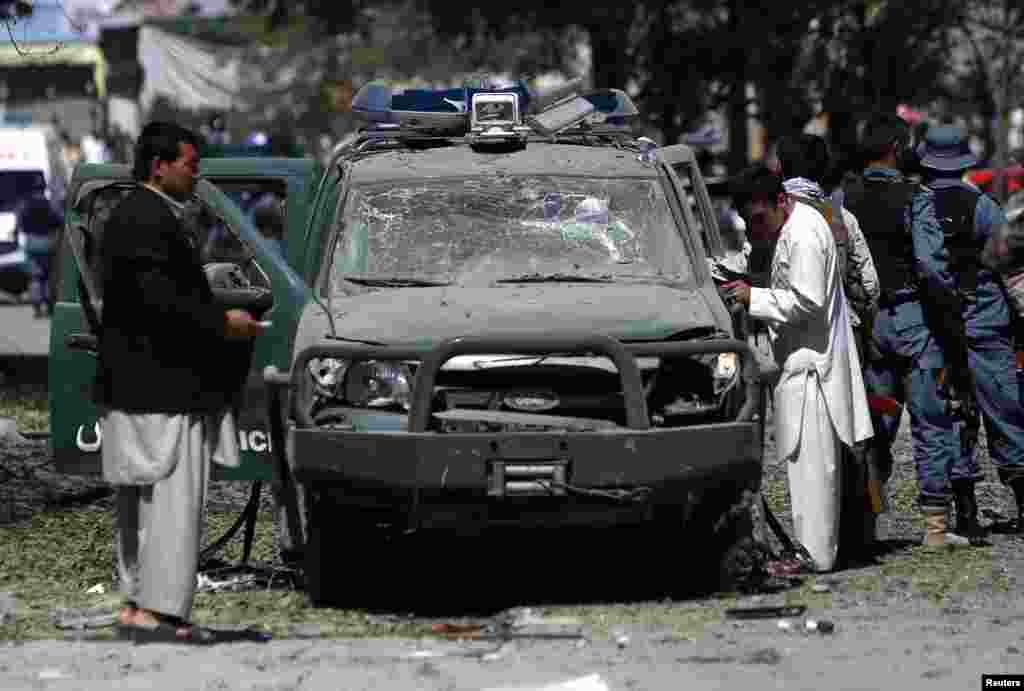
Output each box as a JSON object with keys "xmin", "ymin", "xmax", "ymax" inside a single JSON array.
[{"xmin": 842, "ymin": 177, "xmax": 918, "ymax": 299}]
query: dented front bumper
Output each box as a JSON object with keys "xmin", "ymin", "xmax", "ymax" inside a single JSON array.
[{"xmin": 266, "ymin": 332, "xmax": 763, "ymax": 520}]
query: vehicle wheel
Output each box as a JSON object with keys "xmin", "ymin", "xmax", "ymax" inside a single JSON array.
[
  {"xmin": 272, "ymin": 479, "xmax": 309, "ymax": 573},
  {"xmin": 302, "ymin": 486, "xmax": 386, "ymax": 608},
  {"xmin": 663, "ymin": 486, "xmax": 766, "ymax": 596},
  {"xmin": 302, "ymin": 485, "xmax": 337, "ymax": 607}
]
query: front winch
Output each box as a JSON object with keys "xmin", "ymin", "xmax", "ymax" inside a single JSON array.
[{"xmin": 488, "ymin": 460, "xmax": 569, "ymax": 497}]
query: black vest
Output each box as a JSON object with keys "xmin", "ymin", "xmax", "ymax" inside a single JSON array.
[
  {"xmin": 933, "ymin": 185, "xmax": 982, "ymax": 296},
  {"xmin": 842, "ymin": 176, "xmax": 918, "ymax": 297}
]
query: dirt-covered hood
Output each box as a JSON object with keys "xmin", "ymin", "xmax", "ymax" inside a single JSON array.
[{"xmin": 297, "ymin": 284, "xmax": 723, "ymax": 348}]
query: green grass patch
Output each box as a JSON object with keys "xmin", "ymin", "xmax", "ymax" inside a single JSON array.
[
  {"xmin": 0, "ymin": 507, "xmax": 395, "ymax": 640},
  {"xmin": 0, "ymin": 506, "xmax": 441, "ymax": 641},
  {"xmin": 876, "ymin": 545, "xmax": 1006, "ymax": 601},
  {"xmin": 540, "ymin": 598, "xmax": 736, "ymax": 641},
  {"xmin": 0, "ymin": 384, "xmax": 48, "ymax": 433},
  {"xmin": 762, "ymin": 476, "xmax": 788, "ymax": 515}
]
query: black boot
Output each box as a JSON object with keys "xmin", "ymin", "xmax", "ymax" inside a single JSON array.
[{"xmin": 951, "ymin": 479, "xmax": 988, "ymax": 546}]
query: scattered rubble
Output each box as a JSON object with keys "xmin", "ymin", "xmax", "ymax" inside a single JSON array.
[
  {"xmin": 0, "ymin": 592, "xmax": 15, "ymax": 627},
  {"xmin": 482, "ymin": 674, "xmax": 611, "ymax": 691},
  {"xmin": 49, "ymin": 605, "xmax": 118, "ymax": 631},
  {"xmin": 0, "ymin": 418, "xmax": 25, "ymax": 445}
]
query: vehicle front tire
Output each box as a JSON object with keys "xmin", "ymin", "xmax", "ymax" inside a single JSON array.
[
  {"xmin": 302, "ymin": 486, "xmax": 391, "ymax": 609},
  {"xmin": 658, "ymin": 485, "xmax": 766, "ymax": 597}
]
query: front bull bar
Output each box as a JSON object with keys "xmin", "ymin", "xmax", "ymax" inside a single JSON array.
[
  {"xmin": 263, "ymin": 332, "xmax": 762, "ymax": 540},
  {"xmin": 280, "ymin": 331, "xmax": 761, "ymax": 432}
]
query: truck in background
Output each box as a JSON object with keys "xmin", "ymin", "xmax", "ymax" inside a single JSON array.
[{"xmin": 0, "ymin": 123, "xmax": 68, "ymax": 299}]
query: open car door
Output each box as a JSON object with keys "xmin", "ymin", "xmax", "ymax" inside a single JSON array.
[
  {"xmin": 656, "ymin": 144, "xmax": 727, "ymax": 259},
  {"xmin": 50, "ymin": 162, "xmax": 313, "ymax": 480}
]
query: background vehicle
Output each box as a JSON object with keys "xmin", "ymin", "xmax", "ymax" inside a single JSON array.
[
  {"xmin": 0, "ymin": 124, "xmax": 67, "ymax": 298},
  {"xmin": 50, "ymin": 156, "xmax": 322, "ymax": 480}
]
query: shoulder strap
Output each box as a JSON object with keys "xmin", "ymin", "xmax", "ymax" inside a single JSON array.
[
  {"xmin": 933, "ymin": 185, "xmax": 982, "ymax": 293},
  {"xmin": 830, "ymin": 188, "xmax": 847, "ymax": 233}
]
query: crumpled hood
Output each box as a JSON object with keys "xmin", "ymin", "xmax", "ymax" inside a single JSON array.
[{"xmin": 298, "ymin": 285, "xmax": 721, "ymax": 347}]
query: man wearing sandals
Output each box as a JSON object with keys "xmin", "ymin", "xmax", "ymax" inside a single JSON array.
[
  {"xmin": 724, "ymin": 165, "xmax": 873, "ymax": 572},
  {"xmin": 95, "ymin": 122, "xmax": 267, "ymax": 644}
]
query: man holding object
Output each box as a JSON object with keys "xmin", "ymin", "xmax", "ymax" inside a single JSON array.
[
  {"xmin": 724, "ymin": 166, "xmax": 873, "ymax": 572},
  {"xmin": 95, "ymin": 122, "xmax": 267, "ymax": 644}
]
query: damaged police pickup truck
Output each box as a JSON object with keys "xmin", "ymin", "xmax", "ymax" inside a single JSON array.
[{"xmin": 51, "ymin": 83, "xmax": 765, "ymax": 605}]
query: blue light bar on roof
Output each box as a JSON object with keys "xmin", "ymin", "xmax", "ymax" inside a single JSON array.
[
  {"xmin": 350, "ymin": 80, "xmax": 639, "ymax": 136},
  {"xmin": 352, "ymin": 80, "xmax": 533, "ymax": 135},
  {"xmin": 582, "ymin": 89, "xmax": 639, "ymax": 123}
]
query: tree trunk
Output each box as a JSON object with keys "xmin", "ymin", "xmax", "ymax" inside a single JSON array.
[
  {"xmin": 585, "ymin": 18, "xmax": 632, "ymax": 91},
  {"xmin": 661, "ymin": 101, "xmax": 681, "ymax": 146},
  {"xmin": 995, "ymin": 1, "xmax": 1014, "ymax": 204},
  {"xmin": 726, "ymin": 0, "xmax": 748, "ymax": 173}
]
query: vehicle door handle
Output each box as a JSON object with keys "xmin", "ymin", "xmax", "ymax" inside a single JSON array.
[{"xmin": 66, "ymin": 332, "xmax": 98, "ymax": 353}]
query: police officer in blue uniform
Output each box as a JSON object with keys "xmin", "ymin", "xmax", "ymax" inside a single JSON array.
[
  {"xmin": 841, "ymin": 113, "xmax": 972, "ymax": 547},
  {"xmin": 917, "ymin": 125, "xmax": 1024, "ymax": 536}
]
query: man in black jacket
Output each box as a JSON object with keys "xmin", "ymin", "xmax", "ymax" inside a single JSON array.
[{"xmin": 96, "ymin": 122, "xmax": 266, "ymax": 644}]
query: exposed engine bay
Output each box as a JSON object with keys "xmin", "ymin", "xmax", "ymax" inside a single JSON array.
[{"xmin": 301, "ymin": 329, "xmax": 744, "ymax": 434}]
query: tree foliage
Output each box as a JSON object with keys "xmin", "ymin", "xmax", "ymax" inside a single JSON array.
[
  {"xmin": 0, "ymin": 1, "xmax": 31, "ymax": 21},
  {"xmin": 228, "ymin": 0, "xmax": 968, "ymax": 172},
  {"xmin": 949, "ymin": 0, "xmax": 1024, "ymax": 197}
]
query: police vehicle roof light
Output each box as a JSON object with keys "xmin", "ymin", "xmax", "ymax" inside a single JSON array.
[{"xmin": 350, "ymin": 79, "xmax": 639, "ymax": 139}]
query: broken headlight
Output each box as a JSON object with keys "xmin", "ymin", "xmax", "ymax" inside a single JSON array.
[
  {"xmin": 712, "ymin": 352, "xmax": 739, "ymax": 395},
  {"xmin": 309, "ymin": 358, "xmax": 413, "ymax": 411}
]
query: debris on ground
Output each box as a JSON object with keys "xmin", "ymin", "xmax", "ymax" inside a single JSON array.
[
  {"xmin": 764, "ymin": 559, "xmax": 813, "ymax": 577},
  {"xmin": 0, "ymin": 592, "xmax": 16, "ymax": 626},
  {"xmin": 49, "ymin": 605, "xmax": 118, "ymax": 630},
  {"xmin": 0, "ymin": 418, "xmax": 26, "ymax": 444},
  {"xmin": 804, "ymin": 619, "xmax": 835, "ymax": 634},
  {"xmin": 195, "ymin": 562, "xmax": 298, "ymax": 593},
  {"xmin": 404, "ymin": 640, "xmax": 517, "ymax": 661},
  {"xmin": 285, "ymin": 623, "xmax": 331, "ymax": 639},
  {"xmin": 482, "ymin": 673, "xmax": 611, "ymax": 691},
  {"xmin": 724, "ymin": 605, "xmax": 806, "ymax": 620},
  {"xmin": 431, "ymin": 622, "xmax": 486, "ymax": 638},
  {"xmin": 85, "ymin": 583, "xmax": 106, "ymax": 594},
  {"xmin": 480, "ymin": 641, "xmax": 517, "ymax": 662},
  {"xmin": 503, "ymin": 608, "xmax": 585, "ymax": 638}
]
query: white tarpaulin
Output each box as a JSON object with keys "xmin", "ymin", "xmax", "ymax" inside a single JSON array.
[{"xmin": 139, "ymin": 24, "xmax": 244, "ymax": 112}]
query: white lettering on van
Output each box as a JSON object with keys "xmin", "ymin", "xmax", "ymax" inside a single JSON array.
[
  {"xmin": 238, "ymin": 429, "xmax": 271, "ymax": 453},
  {"xmin": 248, "ymin": 430, "xmax": 269, "ymax": 453},
  {"xmin": 76, "ymin": 422, "xmax": 102, "ymax": 453}
]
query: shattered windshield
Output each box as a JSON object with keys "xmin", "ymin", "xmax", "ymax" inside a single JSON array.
[{"xmin": 327, "ymin": 175, "xmax": 694, "ymax": 293}]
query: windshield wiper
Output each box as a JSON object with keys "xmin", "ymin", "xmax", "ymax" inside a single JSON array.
[
  {"xmin": 342, "ymin": 275, "xmax": 452, "ymax": 287},
  {"xmin": 495, "ymin": 273, "xmax": 615, "ymax": 284}
]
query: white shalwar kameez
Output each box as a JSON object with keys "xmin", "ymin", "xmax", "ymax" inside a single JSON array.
[{"xmin": 748, "ymin": 202, "xmax": 873, "ymax": 572}]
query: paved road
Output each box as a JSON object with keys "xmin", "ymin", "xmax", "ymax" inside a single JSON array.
[{"xmin": 0, "ymin": 302, "xmax": 50, "ymax": 358}]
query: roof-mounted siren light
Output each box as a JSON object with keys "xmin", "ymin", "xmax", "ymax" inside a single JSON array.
[
  {"xmin": 351, "ymin": 81, "xmax": 397, "ymax": 125},
  {"xmin": 351, "ymin": 80, "xmax": 471, "ymax": 136},
  {"xmin": 526, "ymin": 88, "xmax": 640, "ymax": 136},
  {"xmin": 468, "ymin": 92, "xmax": 531, "ymax": 140},
  {"xmin": 580, "ymin": 89, "xmax": 640, "ymax": 127}
]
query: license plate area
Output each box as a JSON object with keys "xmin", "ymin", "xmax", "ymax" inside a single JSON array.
[{"xmin": 488, "ymin": 460, "xmax": 569, "ymax": 497}]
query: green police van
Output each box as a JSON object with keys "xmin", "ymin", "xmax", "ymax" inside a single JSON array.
[{"xmin": 49, "ymin": 155, "xmax": 323, "ymax": 481}]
